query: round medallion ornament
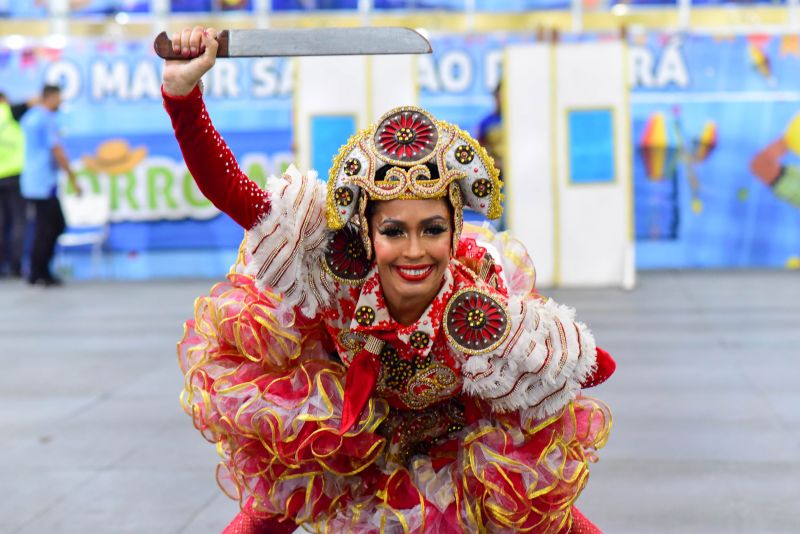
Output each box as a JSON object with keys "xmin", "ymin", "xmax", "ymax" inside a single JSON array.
[
  {"xmin": 444, "ymin": 289, "xmax": 510, "ymax": 355},
  {"xmin": 409, "ymin": 331, "xmax": 430, "ymax": 350},
  {"xmin": 355, "ymin": 305, "xmax": 377, "ymax": 326},
  {"xmin": 344, "ymin": 158, "xmax": 361, "ymax": 176},
  {"xmin": 334, "ymin": 186, "xmax": 354, "ymax": 207},
  {"xmin": 471, "ymin": 178, "xmax": 492, "ymax": 198},
  {"xmin": 454, "ymin": 144, "xmax": 475, "ymax": 165},
  {"xmin": 374, "ymin": 108, "xmax": 439, "ymax": 165},
  {"xmin": 323, "ymin": 224, "xmax": 370, "ymax": 284}
]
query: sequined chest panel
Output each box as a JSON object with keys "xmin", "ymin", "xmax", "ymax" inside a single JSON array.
[
  {"xmin": 336, "ymin": 329, "xmax": 462, "ymax": 411},
  {"xmin": 322, "ymin": 257, "xmax": 511, "ymax": 412}
]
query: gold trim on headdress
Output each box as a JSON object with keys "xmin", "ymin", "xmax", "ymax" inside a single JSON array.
[
  {"xmin": 326, "ymin": 105, "xmax": 503, "ymax": 257},
  {"xmin": 436, "ymin": 121, "xmax": 504, "ymax": 221},
  {"xmin": 350, "ymin": 163, "xmax": 454, "ymax": 201},
  {"xmin": 449, "ymin": 182, "xmax": 464, "ymax": 255}
]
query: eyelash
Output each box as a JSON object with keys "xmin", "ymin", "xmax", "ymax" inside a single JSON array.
[
  {"xmin": 378, "ymin": 227, "xmax": 404, "ymax": 237},
  {"xmin": 424, "ymin": 225, "xmax": 448, "ymax": 236},
  {"xmin": 378, "ymin": 225, "xmax": 449, "ymax": 238}
]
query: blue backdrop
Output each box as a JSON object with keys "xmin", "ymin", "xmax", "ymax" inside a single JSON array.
[
  {"xmin": 631, "ymin": 33, "xmax": 800, "ymax": 268},
  {"xmin": 3, "ymin": 31, "xmax": 800, "ymax": 276}
]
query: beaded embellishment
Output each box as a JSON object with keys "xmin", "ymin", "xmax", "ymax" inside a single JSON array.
[
  {"xmin": 322, "ymin": 224, "xmax": 370, "ymax": 284},
  {"xmin": 409, "ymin": 331, "xmax": 430, "ymax": 350},
  {"xmin": 337, "ymin": 330, "xmax": 366, "ymax": 364},
  {"xmin": 355, "ymin": 305, "xmax": 376, "ymax": 326},
  {"xmin": 376, "ymin": 344, "xmax": 459, "ymax": 411},
  {"xmin": 373, "ymin": 108, "xmax": 439, "ymax": 166},
  {"xmin": 380, "ymin": 400, "xmax": 465, "ymax": 468},
  {"xmin": 444, "ymin": 288, "xmax": 511, "ymax": 355},
  {"xmin": 325, "ymin": 105, "xmax": 503, "ymax": 259}
]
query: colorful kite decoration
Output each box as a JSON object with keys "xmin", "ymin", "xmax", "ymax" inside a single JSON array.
[
  {"xmin": 693, "ymin": 121, "xmax": 717, "ymax": 162},
  {"xmin": 638, "ymin": 108, "xmax": 718, "ymax": 216},
  {"xmin": 638, "ymin": 112, "xmax": 678, "ymax": 180}
]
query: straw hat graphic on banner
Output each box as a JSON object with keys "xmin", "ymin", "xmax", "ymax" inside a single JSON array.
[{"xmin": 82, "ymin": 139, "xmax": 147, "ymax": 175}]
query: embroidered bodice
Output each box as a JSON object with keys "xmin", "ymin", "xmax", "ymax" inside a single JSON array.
[{"xmin": 163, "ymin": 85, "xmax": 615, "ymax": 422}]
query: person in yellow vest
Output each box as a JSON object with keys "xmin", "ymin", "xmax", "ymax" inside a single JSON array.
[{"xmin": 0, "ymin": 92, "xmax": 34, "ymax": 278}]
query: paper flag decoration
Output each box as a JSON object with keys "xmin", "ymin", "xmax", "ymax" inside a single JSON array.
[
  {"xmin": 749, "ymin": 44, "xmax": 772, "ymax": 81},
  {"xmin": 694, "ymin": 121, "xmax": 717, "ymax": 162},
  {"xmin": 639, "ymin": 112, "xmax": 678, "ymax": 180}
]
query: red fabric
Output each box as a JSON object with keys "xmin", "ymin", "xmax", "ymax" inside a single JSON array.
[
  {"xmin": 569, "ymin": 506, "xmax": 602, "ymax": 533},
  {"xmin": 383, "ymin": 470, "xmax": 421, "ymax": 509},
  {"xmin": 455, "ymin": 237, "xmax": 508, "ymax": 295},
  {"xmin": 222, "ymin": 498, "xmax": 297, "ymax": 534},
  {"xmin": 338, "ymin": 348, "xmax": 381, "ymax": 434},
  {"xmin": 162, "ymin": 85, "xmax": 269, "ymax": 229},
  {"xmin": 456, "ymin": 237, "xmax": 487, "ymax": 265},
  {"xmin": 581, "ymin": 347, "xmax": 616, "ymax": 388}
]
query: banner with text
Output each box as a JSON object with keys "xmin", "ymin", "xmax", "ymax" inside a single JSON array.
[
  {"xmin": 3, "ymin": 32, "xmax": 798, "ymax": 272},
  {"xmin": 0, "ymin": 33, "xmax": 522, "ymax": 261},
  {"xmin": 630, "ymin": 33, "xmax": 800, "ymax": 268}
]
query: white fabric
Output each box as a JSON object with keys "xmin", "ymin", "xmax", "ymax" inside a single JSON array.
[
  {"xmin": 460, "ymin": 296, "xmax": 597, "ymax": 418},
  {"xmin": 245, "ymin": 165, "xmax": 332, "ymax": 319}
]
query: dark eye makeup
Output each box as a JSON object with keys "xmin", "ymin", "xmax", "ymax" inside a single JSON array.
[
  {"xmin": 377, "ymin": 223, "xmax": 449, "ymax": 238},
  {"xmin": 377, "ymin": 226, "xmax": 405, "ymax": 237},
  {"xmin": 423, "ymin": 224, "xmax": 449, "ymax": 235}
]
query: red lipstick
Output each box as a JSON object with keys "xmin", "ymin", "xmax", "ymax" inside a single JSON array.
[{"xmin": 394, "ymin": 264, "xmax": 434, "ymax": 282}]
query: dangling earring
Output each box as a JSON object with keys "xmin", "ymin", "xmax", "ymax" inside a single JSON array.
[
  {"xmin": 449, "ymin": 183, "xmax": 464, "ymax": 256},
  {"xmin": 358, "ymin": 194, "xmax": 373, "ymax": 261}
]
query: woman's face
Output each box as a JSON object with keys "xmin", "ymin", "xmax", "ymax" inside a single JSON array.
[{"xmin": 370, "ymin": 198, "xmax": 452, "ymax": 316}]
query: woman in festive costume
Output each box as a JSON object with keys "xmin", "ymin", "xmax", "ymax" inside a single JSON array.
[{"xmin": 163, "ymin": 27, "xmax": 616, "ymax": 534}]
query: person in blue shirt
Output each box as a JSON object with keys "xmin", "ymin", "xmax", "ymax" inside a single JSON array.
[
  {"xmin": 20, "ymin": 84, "xmax": 81, "ymax": 286},
  {"xmin": 476, "ymin": 82, "xmax": 506, "ymax": 229},
  {"xmin": 477, "ymin": 82, "xmax": 504, "ymax": 178}
]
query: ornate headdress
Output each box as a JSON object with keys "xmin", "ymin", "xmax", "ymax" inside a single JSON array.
[{"xmin": 325, "ymin": 106, "xmax": 503, "ymax": 264}]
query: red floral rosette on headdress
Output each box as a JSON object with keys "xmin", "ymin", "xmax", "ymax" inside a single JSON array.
[{"xmin": 325, "ymin": 106, "xmax": 503, "ymax": 260}]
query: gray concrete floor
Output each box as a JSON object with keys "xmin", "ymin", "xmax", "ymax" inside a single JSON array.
[{"xmin": 1, "ymin": 272, "xmax": 798, "ymax": 533}]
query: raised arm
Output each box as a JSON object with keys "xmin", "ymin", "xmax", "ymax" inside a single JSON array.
[{"xmin": 161, "ymin": 26, "xmax": 268, "ymax": 229}]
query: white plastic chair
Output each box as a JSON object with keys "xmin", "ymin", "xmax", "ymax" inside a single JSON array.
[{"xmin": 56, "ymin": 192, "xmax": 111, "ymax": 278}]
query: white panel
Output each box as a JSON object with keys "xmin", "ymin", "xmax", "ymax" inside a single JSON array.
[
  {"xmin": 295, "ymin": 56, "xmax": 367, "ymax": 173},
  {"xmin": 554, "ymin": 41, "xmax": 633, "ymax": 287},
  {"xmin": 295, "ymin": 56, "xmax": 417, "ymax": 173},
  {"xmin": 504, "ymin": 44, "xmax": 555, "ymax": 287},
  {"xmin": 368, "ymin": 55, "xmax": 418, "ymax": 120}
]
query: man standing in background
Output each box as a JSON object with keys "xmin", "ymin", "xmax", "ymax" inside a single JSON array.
[
  {"xmin": 477, "ymin": 82, "xmax": 506, "ymax": 229},
  {"xmin": 0, "ymin": 92, "xmax": 34, "ymax": 278},
  {"xmin": 477, "ymin": 82, "xmax": 505, "ymax": 178},
  {"xmin": 20, "ymin": 84, "xmax": 81, "ymax": 287}
]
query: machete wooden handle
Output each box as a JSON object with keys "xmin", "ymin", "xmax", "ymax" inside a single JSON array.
[{"xmin": 154, "ymin": 30, "xmax": 230, "ymax": 59}]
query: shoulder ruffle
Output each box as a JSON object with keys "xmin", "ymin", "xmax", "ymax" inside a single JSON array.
[
  {"xmin": 461, "ymin": 222, "xmax": 537, "ymax": 298},
  {"xmin": 460, "ymin": 295, "xmax": 597, "ymax": 419},
  {"xmin": 244, "ymin": 165, "xmax": 333, "ymax": 319}
]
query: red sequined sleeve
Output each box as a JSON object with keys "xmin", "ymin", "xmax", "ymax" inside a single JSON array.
[{"xmin": 162, "ymin": 84, "xmax": 269, "ymax": 229}]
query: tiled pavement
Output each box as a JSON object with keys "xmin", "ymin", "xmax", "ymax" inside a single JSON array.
[{"xmin": 1, "ymin": 272, "xmax": 798, "ymax": 533}]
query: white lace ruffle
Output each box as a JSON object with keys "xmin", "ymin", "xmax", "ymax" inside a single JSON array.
[
  {"xmin": 460, "ymin": 296, "xmax": 597, "ymax": 418},
  {"xmin": 244, "ymin": 165, "xmax": 332, "ymax": 319}
]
